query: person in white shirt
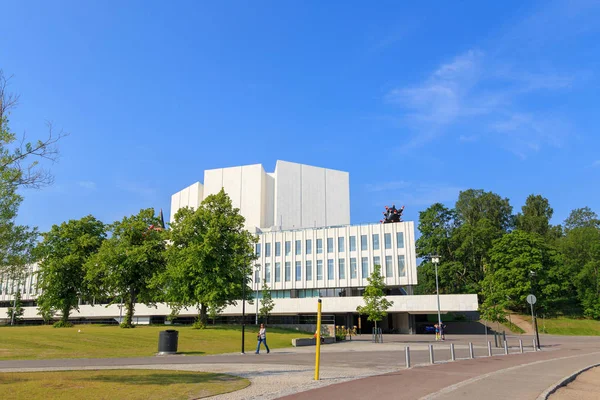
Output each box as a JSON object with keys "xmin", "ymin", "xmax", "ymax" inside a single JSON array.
[{"xmin": 255, "ymin": 323, "xmax": 270, "ymax": 354}]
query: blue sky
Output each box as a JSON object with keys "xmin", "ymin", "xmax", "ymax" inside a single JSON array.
[{"xmin": 2, "ymin": 0, "xmax": 599, "ymax": 232}]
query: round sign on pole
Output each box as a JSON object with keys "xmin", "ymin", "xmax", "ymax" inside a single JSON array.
[{"xmin": 526, "ymin": 294, "xmax": 537, "ymax": 305}]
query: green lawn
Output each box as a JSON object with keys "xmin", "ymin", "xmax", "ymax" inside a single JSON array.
[
  {"xmin": 522, "ymin": 316, "xmax": 600, "ymax": 336},
  {"xmin": 0, "ymin": 369, "xmax": 249, "ymax": 400},
  {"xmin": 0, "ymin": 324, "xmax": 312, "ymax": 360}
]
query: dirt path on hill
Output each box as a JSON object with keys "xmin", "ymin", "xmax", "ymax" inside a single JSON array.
[{"xmin": 509, "ymin": 313, "xmax": 534, "ymax": 334}]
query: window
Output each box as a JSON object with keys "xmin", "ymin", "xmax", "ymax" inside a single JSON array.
[
  {"xmin": 361, "ymin": 235, "xmax": 368, "ymax": 250},
  {"xmin": 385, "ymin": 255, "xmax": 393, "ymax": 277},
  {"xmin": 327, "ymin": 238, "xmax": 334, "ymax": 253},
  {"xmin": 338, "ymin": 237, "xmax": 345, "ymax": 252},
  {"xmin": 295, "ymin": 240, "xmax": 301, "ymax": 255},
  {"xmin": 398, "ymin": 255, "xmax": 406, "ymax": 277},
  {"xmin": 265, "ymin": 263, "xmax": 271, "ymax": 282},
  {"xmin": 397, "ymin": 232, "xmax": 405, "ymax": 248},
  {"xmin": 384, "ymin": 233, "xmax": 392, "ymax": 249},
  {"xmin": 295, "ymin": 261, "xmax": 302, "ymax": 281},
  {"xmin": 265, "ymin": 243, "xmax": 271, "ymax": 257},
  {"xmin": 373, "ymin": 234, "xmax": 380, "ymax": 250},
  {"xmin": 285, "ymin": 262, "xmax": 291, "ymax": 281},
  {"xmin": 306, "ymin": 261, "xmax": 312, "ymax": 280},
  {"xmin": 306, "ymin": 239, "xmax": 312, "ymax": 255},
  {"xmin": 350, "ymin": 258, "xmax": 357, "ymax": 279},
  {"xmin": 317, "ymin": 260, "xmax": 323, "ymax": 280},
  {"xmin": 275, "ymin": 262, "xmax": 281, "ymax": 282},
  {"xmin": 256, "ymin": 243, "xmax": 261, "ymax": 257},
  {"xmin": 338, "ymin": 258, "xmax": 346, "ymax": 279},
  {"xmin": 327, "ymin": 259, "xmax": 334, "ymax": 280},
  {"xmin": 350, "ymin": 236, "xmax": 356, "ymax": 251},
  {"xmin": 275, "ymin": 242, "xmax": 281, "ymax": 257},
  {"xmin": 285, "ymin": 241, "xmax": 291, "ymax": 256},
  {"xmin": 361, "ymin": 257, "xmax": 368, "ymax": 278},
  {"xmin": 317, "ymin": 239, "xmax": 323, "ymax": 254}
]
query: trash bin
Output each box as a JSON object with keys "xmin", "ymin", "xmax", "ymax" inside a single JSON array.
[{"xmin": 158, "ymin": 330, "xmax": 178, "ymax": 355}]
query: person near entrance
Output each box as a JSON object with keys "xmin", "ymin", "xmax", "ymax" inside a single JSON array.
[{"xmin": 255, "ymin": 323, "xmax": 270, "ymax": 354}]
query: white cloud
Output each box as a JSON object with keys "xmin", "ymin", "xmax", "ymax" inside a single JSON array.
[
  {"xmin": 77, "ymin": 181, "xmax": 97, "ymax": 190},
  {"xmin": 384, "ymin": 1, "xmax": 592, "ymax": 158},
  {"xmin": 117, "ymin": 181, "xmax": 157, "ymax": 197}
]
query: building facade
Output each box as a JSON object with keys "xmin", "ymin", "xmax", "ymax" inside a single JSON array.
[{"xmin": 0, "ymin": 160, "xmax": 478, "ymax": 332}]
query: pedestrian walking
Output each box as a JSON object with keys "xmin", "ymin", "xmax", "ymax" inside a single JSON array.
[
  {"xmin": 441, "ymin": 323, "xmax": 446, "ymax": 341},
  {"xmin": 255, "ymin": 323, "xmax": 270, "ymax": 354},
  {"xmin": 434, "ymin": 323, "xmax": 440, "ymax": 341}
]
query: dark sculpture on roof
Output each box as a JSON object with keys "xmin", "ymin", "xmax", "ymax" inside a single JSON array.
[{"xmin": 381, "ymin": 204, "xmax": 404, "ymax": 223}]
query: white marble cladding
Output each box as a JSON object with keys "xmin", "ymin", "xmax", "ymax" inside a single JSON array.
[
  {"xmin": 255, "ymin": 221, "xmax": 418, "ymax": 290},
  {"xmin": 170, "ymin": 160, "xmax": 350, "ymax": 231}
]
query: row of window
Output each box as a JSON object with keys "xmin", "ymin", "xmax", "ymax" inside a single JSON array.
[
  {"xmin": 256, "ymin": 232, "xmax": 405, "ymax": 257},
  {"xmin": 254, "ymin": 255, "xmax": 406, "ymax": 284}
]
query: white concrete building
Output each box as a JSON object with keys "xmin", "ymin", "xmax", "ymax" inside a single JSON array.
[
  {"xmin": 170, "ymin": 160, "xmax": 350, "ymax": 231},
  {"xmin": 0, "ymin": 160, "xmax": 479, "ymax": 333}
]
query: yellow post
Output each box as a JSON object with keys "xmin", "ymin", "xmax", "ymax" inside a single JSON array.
[{"xmin": 314, "ymin": 298, "xmax": 322, "ymax": 380}]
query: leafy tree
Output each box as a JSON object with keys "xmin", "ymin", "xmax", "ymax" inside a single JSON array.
[
  {"xmin": 86, "ymin": 208, "xmax": 166, "ymax": 328},
  {"xmin": 208, "ymin": 303, "xmax": 225, "ymax": 325},
  {"xmin": 6, "ymin": 289, "xmax": 24, "ymax": 324},
  {"xmin": 356, "ymin": 264, "xmax": 393, "ymax": 332},
  {"xmin": 564, "ymin": 207, "xmax": 600, "ymax": 231},
  {"xmin": 0, "ymin": 70, "xmax": 65, "ymax": 277},
  {"xmin": 259, "ymin": 282, "xmax": 275, "ymax": 324},
  {"xmin": 480, "ymin": 230, "xmax": 566, "ymax": 315},
  {"xmin": 157, "ymin": 189, "xmax": 256, "ymax": 325},
  {"xmin": 560, "ymin": 225, "xmax": 600, "ymax": 318},
  {"xmin": 35, "ymin": 216, "xmax": 105, "ymax": 327},
  {"xmin": 37, "ymin": 303, "xmax": 56, "ymax": 325},
  {"xmin": 515, "ymin": 194, "xmax": 554, "ymax": 237}
]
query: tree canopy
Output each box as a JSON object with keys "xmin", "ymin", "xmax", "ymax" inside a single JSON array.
[
  {"xmin": 35, "ymin": 215, "xmax": 105, "ymax": 327},
  {"xmin": 157, "ymin": 189, "xmax": 256, "ymax": 324},
  {"xmin": 85, "ymin": 208, "xmax": 166, "ymax": 328},
  {"xmin": 356, "ymin": 264, "xmax": 393, "ymax": 330}
]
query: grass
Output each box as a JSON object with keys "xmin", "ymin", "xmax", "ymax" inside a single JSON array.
[
  {"xmin": 502, "ymin": 321, "xmax": 526, "ymax": 334},
  {"xmin": 0, "ymin": 369, "xmax": 249, "ymax": 400},
  {"xmin": 521, "ymin": 315, "xmax": 600, "ymax": 336},
  {"xmin": 0, "ymin": 324, "xmax": 313, "ymax": 360}
]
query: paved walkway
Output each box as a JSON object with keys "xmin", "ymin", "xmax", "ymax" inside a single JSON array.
[
  {"xmin": 550, "ymin": 366, "xmax": 600, "ymax": 400},
  {"xmin": 0, "ymin": 334, "xmax": 598, "ymax": 399}
]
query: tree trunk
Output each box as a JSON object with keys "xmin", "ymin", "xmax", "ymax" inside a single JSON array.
[
  {"xmin": 61, "ymin": 306, "xmax": 70, "ymax": 324},
  {"xmin": 200, "ymin": 303, "xmax": 208, "ymax": 325},
  {"xmin": 123, "ymin": 291, "xmax": 136, "ymax": 328}
]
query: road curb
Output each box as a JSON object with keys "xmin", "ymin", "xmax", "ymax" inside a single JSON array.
[{"xmin": 536, "ymin": 362, "xmax": 600, "ymax": 400}]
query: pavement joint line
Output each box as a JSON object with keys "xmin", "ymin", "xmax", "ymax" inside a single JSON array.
[
  {"xmin": 417, "ymin": 350, "xmax": 600, "ymax": 400},
  {"xmin": 535, "ymin": 362, "xmax": 600, "ymax": 400}
]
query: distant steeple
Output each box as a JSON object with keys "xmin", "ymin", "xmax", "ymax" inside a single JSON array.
[{"xmin": 159, "ymin": 208, "xmax": 166, "ymax": 229}]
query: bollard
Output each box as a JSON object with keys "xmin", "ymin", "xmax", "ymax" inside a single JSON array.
[
  {"xmin": 380, "ymin": 328, "xmax": 384, "ymax": 344},
  {"xmin": 519, "ymin": 339, "xmax": 523, "ymax": 354},
  {"xmin": 487, "ymin": 341, "xmax": 492, "ymax": 357},
  {"xmin": 504, "ymin": 340, "xmax": 509, "ymax": 355},
  {"xmin": 429, "ymin": 344, "xmax": 435, "ymax": 364},
  {"xmin": 469, "ymin": 342, "xmax": 474, "ymax": 359},
  {"xmin": 450, "ymin": 343, "xmax": 455, "ymax": 361},
  {"xmin": 405, "ymin": 346, "xmax": 411, "ymax": 369}
]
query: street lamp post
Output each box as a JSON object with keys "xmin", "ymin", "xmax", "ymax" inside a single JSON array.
[
  {"xmin": 255, "ymin": 264, "xmax": 261, "ymax": 325},
  {"xmin": 431, "ymin": 255, "xmax": 442, "ymax": 340},
  {"xmin": 241, "ymin": 270, "xmax": 247, "ymax": 354},
  {"xmin": 529, "ymin": 271, "xmax": 542, "ymax": 350}
]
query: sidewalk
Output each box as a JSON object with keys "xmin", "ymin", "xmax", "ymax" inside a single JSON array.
[{"xmin": 280, "ymin": 347, "xmax": 600, "ymax": 400}]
